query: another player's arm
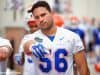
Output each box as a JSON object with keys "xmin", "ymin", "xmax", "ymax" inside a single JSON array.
[
  {"xmin": 73, "ymin": 50, "xmax": 90, "ymax": 75},
  {"xmin": 14, "ymin": 40, "xmax": 25, "ymax": 65},
  {"xmin": 0, "ymin": 45, "xmax": 12, "ymax": 61},
  {"xmin": 23, "ymin": 40, "xmax": 35, "ymax": 55},
  {"xmin": 23, "ymin": 40, "xmax": 50, "ymax": 58}
]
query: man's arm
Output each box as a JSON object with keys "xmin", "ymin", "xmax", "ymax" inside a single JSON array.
[
  {"xmin": 0, "ymin": 45, "xmax": 12, "ymax": 61},
  {"xmin": 23, "ymin": 40, "xmax": 34, "ymax": 55},
  {"xmin": 23, "ymin": 40, "xmax": 50, "ymax": 58},
  {"xmin": 74, "ymin": 50, "xmax": 90, "ymax": 75},
  {"xmin": 0, "ymin": 37, "xmax": 13, "ymax": 61}
]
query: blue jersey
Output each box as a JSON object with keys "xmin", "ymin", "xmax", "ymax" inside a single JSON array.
[
  {"xmin": 68, "ymin": 28, "xmax": 85, "ymax": 40},
  {"xmin": 93, "ymin": 28, "xmax": 100, "ymax": 45}
]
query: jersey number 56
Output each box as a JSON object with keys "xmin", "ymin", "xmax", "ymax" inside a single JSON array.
[{"xmin": 39, "ymin": 49, "xmax": 68, "ymax": 73}]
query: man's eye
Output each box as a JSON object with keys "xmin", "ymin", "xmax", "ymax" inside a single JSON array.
[{"xmin": 41, "ymin": 13, "xmax": 46, "ymax": 17}]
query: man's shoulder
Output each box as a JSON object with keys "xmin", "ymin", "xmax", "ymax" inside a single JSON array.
[
  {"xmin": 0, "ymin": 37, "xmax": 11, "ymax": 48},
  {"xmin": 59, "ymin": 27, "xmax": 78, "ymax": 36},
  {"xmin": 0, "ymin": 37, "xmax": 8, "ymax": 41},
  {"xmin": 58, "ymin": 27, "xmax": 81, "ymax": 41},
  {"xmin": 22, "ymin": 30, "xmax": 41, "ymax": 42},
  {"xmin": 24, "ymin": 30, "xmax": 39, "ymax": 36}
]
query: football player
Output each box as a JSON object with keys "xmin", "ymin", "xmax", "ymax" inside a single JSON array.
[{"xmin": 21, "ymin": 1, "xmax": 89, "ymax": 75}]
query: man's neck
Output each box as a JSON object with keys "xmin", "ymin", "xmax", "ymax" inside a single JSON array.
[{"xmin": 42, "ymin": 26, "xmax": 57, "ymax": 36}]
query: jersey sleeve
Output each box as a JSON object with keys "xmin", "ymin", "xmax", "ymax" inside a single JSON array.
[
  {"xmin": 80, "ymin": 29, "xmax": 85, "ymax": 40},
  {"xmin": 72, "ymin": 34, "xmax": 84, "ymax": 54},
  {"xmin": 18, "ymin": 35, "xmax": 29, "ymax": 53},
  {"xmin": 18, "ymin": 40, "xmax": 24, "ymax": 53},
  {"xmin": 18, "ymin": 34, "xmax": 35, "ymax": 53},
  {"xmin": 0, "ymin": 37, "xmax": 12, "ymax": 52}
]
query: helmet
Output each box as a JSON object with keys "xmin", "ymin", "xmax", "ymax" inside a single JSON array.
[
  {"xmin": 24, "ymin": 10, "xmax": 36, "ymax": 28},
  {"xmin": 94, "ymin": 63, "xmax": 100, "ymax": 72},
  {"xmin": 53, "ymin": 13, "xmax": 64, "ymax": 27}
]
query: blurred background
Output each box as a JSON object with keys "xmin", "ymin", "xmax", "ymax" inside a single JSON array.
[{"xmin": 0, "ymin": 0, "xmax": 100, "ymax": 75}]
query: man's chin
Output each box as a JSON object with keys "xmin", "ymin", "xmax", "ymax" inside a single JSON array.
[{"xmin": 41, "ymin": 27, "xmax": 48, "ymax": 30}]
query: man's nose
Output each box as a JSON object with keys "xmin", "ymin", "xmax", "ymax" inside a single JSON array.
[{"xmin": 39, "ymin": 17, "xmax": 44, "ymax": 22}]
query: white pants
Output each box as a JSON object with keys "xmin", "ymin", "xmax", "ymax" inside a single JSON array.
[
  {"xmin": 0, "ymin": 61, "xmax": 7, "ymax": 75},
  {"xmin": 23, "ymin": 55, "xmax": 35, "ymax": 75},
  {"xmin": 94, "ymin": 45, "xmax": 100, "ymax": 56}
]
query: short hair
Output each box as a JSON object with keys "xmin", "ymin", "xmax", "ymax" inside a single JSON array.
[{"xmin": 28, "ymin": 1, "xmax": 51, "ymax": 13}]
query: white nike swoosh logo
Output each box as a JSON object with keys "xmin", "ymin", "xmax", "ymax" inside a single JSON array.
[{"xmin": 59, "ymin": 37, "xmax": 64, "ymax": 40}]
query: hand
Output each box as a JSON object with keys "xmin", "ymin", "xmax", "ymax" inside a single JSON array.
[
  {"xmin": 30, "ymin": 43, "xmax": 50, "ymax": 58},
  {"xmin": 14, "ymin": 53, "xmax": 24, "ymax": 65},
  {"xmin": 23, "ymin": 40, "xmax": 50, "ymax": 58},
  {"xmin": 0, "ymin": 47, "xmax": 9, "ymax": 61}
]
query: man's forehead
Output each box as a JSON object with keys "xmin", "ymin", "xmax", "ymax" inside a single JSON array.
[{"xmin": 33, "ymin": 7, "xmax": 48, "ymax": 15}]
